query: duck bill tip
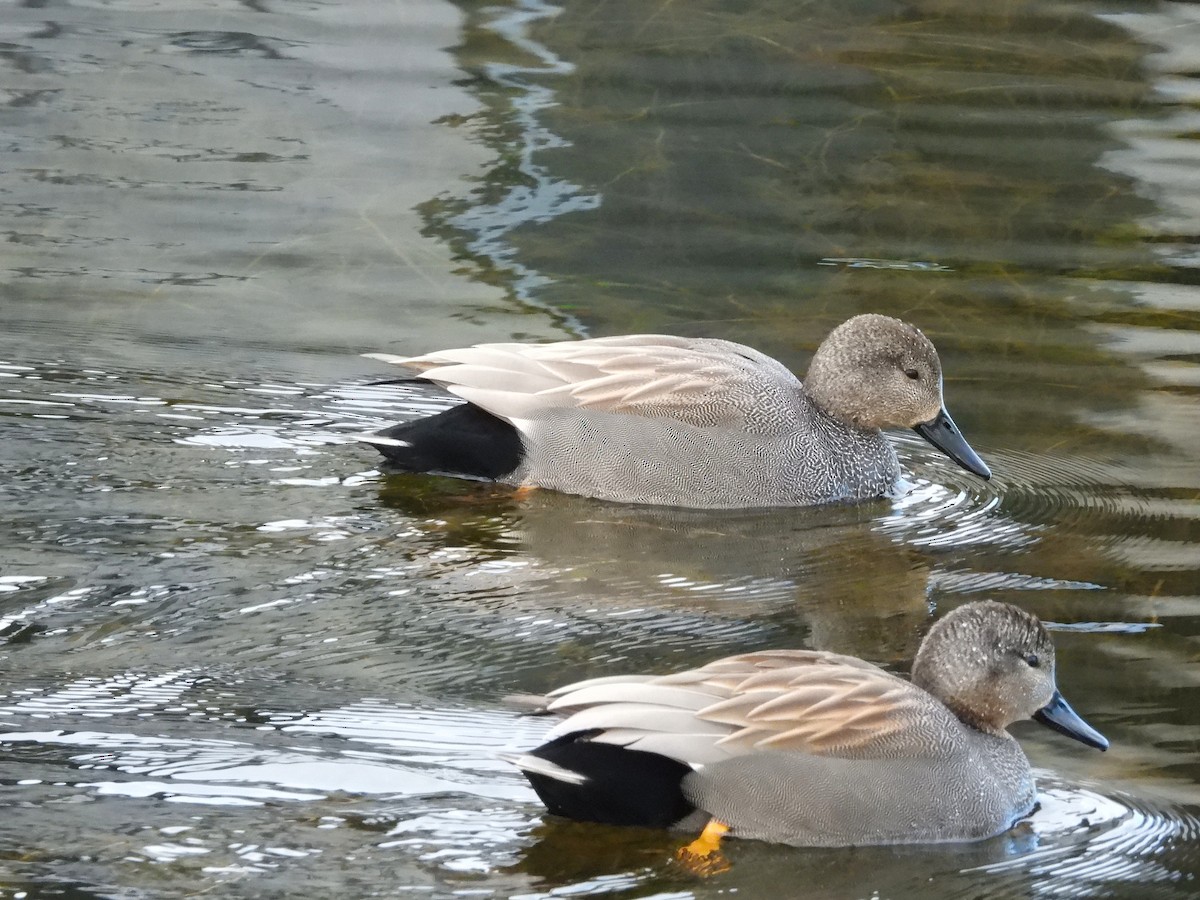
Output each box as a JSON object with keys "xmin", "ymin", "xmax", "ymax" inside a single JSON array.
[
  {"xmin": 913, "ymin": 409, "xmax": 992, "ymax": 481},
  {"xmin": 1033, "ymin": 691, "xmax": 1109, "ymax": 751}
]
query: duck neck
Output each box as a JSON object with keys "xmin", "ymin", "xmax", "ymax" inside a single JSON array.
[
  {"xmin": 803, "ymin": 391, "xmax": 880, "ymax": 438},
  {"xmin": 939, "ymin": 695, "xmax": 1010, "ymax": 738},
  {"xmin": 911, "ymin": 657, "xmax": 1011, "ymax": 738}
]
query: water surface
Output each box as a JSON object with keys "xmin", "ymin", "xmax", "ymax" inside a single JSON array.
[{"xmin": 2, "ymin": 1, "xmax": 1199, "ymax": 897}]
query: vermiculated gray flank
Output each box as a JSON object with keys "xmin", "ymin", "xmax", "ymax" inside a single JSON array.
[{"xmin": 364, "ymin": 314, "xmax": 991, "ymax": 508}]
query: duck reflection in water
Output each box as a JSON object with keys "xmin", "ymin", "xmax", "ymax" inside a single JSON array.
[{"xmin": 374, "ymin": 479, "xmax": 939, "ymax": 663}]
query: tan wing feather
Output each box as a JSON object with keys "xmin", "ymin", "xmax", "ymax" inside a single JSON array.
[
  {"xmin": 696, "ymin": 665, "xmax": 946, "ymax": 757},
  {"xmin": 542, "ymin": 649, "xmax": 953, "ymax": 765},
  {"xmin": 366, "ymin": 336, "xmax": 803, "ymax": 431}
]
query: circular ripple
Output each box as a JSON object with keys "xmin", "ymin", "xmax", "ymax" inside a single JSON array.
[
  {"xmin": 965, "ymin": 775, "xmax": 1200, "ymax": 897},
  {"xmin": 882, "ymin": 432, "xmax": 1025, "ymax": 551}
]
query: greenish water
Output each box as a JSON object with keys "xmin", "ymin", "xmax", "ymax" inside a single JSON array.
[{"xmin": 1, "ymin": 1, "xmax": 1198, "ymax": 897}]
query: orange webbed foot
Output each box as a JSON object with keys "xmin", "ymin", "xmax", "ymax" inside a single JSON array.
[{"xmin": 676, "ymin": 819, "xmax": 731, "ymax": 876}]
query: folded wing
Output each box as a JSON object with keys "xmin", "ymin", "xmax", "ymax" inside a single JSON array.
[
  {"xmin": 365, "ymin": 335, "xmax": 804, "ymax": 434},
  {"xmin": 541, "ymin": 650, "xmax": 961, "ymax": 766}
]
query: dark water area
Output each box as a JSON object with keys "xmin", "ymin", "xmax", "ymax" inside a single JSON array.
[{"xmin": 2, "ymin": 1, "xmax": 1199, "ymax": 897}]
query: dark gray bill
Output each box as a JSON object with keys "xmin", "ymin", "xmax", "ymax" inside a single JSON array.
[
  {"xmin": 1033, "ymin": 690, "xmax": 1109, "ymax": 751},
  {"xmin": 913, "ymin": 408, "xmax": 992, "ymax": 480}
]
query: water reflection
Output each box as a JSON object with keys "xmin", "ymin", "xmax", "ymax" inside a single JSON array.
[
  {"xmin": 967, "ymin": 779, "xmax": 1200, "ymax": 898},
  {"xmin": 3, "ymin": 0, "xmax": 1200, "ymax": 897},
  {"xmin": 2, "ymin": 701, "xmax": 545, "ymax": 889},
  {"xmin": 428, "ymin": 0, "xmax": 600, "ymax": 327},
  {"xmin": 10, "ymin": 671, "xmax": 1194, "ymax": 898},
  {"xmin": 507, "ymin": 776, "xmax": 1200, "ymax": 899},
  {"xmin": 0, "ymin": 353, "xmax": 1181, "ymax": 695}
]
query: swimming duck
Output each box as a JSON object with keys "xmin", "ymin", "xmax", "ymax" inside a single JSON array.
[
  {"xmin": 363, "ymin": 314, "xmax": 990, "ymax": 508},
  {"xmin": 501, "ymin": 601, "xmax": 1108, "ymax": 848}
]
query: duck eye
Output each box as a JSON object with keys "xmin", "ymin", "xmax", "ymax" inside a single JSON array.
[
  {"xmin": 904, "ymin": 368, "xmax": 920, "ymax": 380},
  {"xmin": 1024, "ymin": 653, "xmax": 1040, "ymax": 668}
]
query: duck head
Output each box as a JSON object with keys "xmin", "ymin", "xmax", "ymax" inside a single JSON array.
[
  {"xmin": 805, "ymin": 314, "xmax": 991, "ymax": 480},
  {"xmin": 910, "ymin": 600, "xmax": 1108, "ymax": 750}
]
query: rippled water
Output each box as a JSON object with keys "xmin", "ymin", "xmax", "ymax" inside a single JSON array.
[{"xmin": 2, "ymin": 0, "xmax": 1199, "ymax": 898}]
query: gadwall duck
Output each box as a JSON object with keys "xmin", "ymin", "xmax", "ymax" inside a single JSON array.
[
  {"xmin": 501, "ymin": 601, "xmax": 1108, "ymax": 848},
  {"xmin": 363, "ymin": 314, "xmax": 990, "ymax": 508}
]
